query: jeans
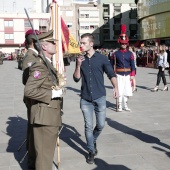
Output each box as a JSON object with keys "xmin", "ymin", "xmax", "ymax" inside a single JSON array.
[
  {"xmin": 156, "ymin": 66, "xmax": 167, "ymax": 86},
  {"xmin": 80, "ymin": 96, "xmax": 106, "ymax": 153}
]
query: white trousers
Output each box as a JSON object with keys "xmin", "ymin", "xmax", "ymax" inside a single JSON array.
[
  {"xmin": 116, "ymin": 74, "xmax": 133, "ymax": 106},
  {"xmin": 117, "ymin": 74, "xmax": 133, "ymax": 97}
]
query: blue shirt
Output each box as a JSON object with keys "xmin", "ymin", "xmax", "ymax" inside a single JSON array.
[{"xmin": 73, "ymin": 52, "xmax": 116, "ymax": 101}]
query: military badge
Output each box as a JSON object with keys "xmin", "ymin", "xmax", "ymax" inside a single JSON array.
[
  {"xmin": 27, "ymin": 62, "xmax": 32, "ymax": 67},
  {"xmin": 34, "ymin": 71, "xmax": 41, "ymax": 79}
]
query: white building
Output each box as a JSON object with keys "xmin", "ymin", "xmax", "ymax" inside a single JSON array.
[{"xmin": 0, "ymin": 13, "xmax": 50, "ymax": 53}]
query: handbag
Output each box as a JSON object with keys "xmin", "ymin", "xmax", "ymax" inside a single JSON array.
[{"xmin": 164, "ymin": 62, "xmax": 169, "ymax": 68}]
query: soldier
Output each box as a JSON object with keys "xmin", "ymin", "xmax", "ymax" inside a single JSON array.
[
  {"xmin": 24, "ymin": 30, "xmax": 63, "ymax": 170},
  {"xmin": 22, "ymin": 29, "xmax": 41, "ymax": 169},
  {"xmin": 110, "ymin": 24, "xmax": 135, "ymax": 112},
  {"xmin": 0, "ymin": 51, "xmax": 4, "ymax": 65},
  {"xmin": 17, "ymin": 47, "xmax": 25, "ymax": 70}
]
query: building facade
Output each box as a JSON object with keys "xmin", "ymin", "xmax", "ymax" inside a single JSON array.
[
  {"xmin": 137, "ymin": 0, "xmax": 170, "ymax": 45},
  {"xmin": 99, "ymin": 0, "xmax": 138, "ymax": 48},
  {"xmin": 0, "ymin": 0, "xmax": 139, "ymax": 53},
  {"xmin": 0, "ymin": 13, "xmax": 50, "ymax": 53}
]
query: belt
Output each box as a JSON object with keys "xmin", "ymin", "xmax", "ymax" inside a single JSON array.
[{"xmin": 116, "ymin": 68, "xmax": 131, "ymax": 72}]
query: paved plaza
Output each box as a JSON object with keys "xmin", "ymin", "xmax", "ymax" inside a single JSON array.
[{"xmin": 0, "ymin": 60, "xmax": 170, "ymax": 170}]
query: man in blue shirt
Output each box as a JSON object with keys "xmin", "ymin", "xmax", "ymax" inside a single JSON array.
[{"xmin": 73, "ymin": 33, "xmax": 119, "ymax": 164}]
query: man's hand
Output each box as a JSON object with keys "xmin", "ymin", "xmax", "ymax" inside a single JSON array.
[
  {"xmin": 76, "ymin": 55, "xmax": 85, "ymax": 67},
  {"xmin": 113, "ymin": 88, "xmax": 119, "ymax": 99}
]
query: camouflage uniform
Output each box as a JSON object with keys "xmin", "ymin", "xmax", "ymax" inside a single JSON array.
[
  {"xmin": 0, "ymin": 52, "xmax": 4, "ymax": 65},
  {"xmin": 17, "ymin": 52, "xmax": 24, "ymax": 70}
]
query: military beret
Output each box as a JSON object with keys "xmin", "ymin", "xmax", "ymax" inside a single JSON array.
[
  {"xmin": 37, "ymin": 30, "xmax": 58, "ymax": 42},
  {"xmin": 25, "ymin": 29, "xmax": 41, "ymax": 38}
]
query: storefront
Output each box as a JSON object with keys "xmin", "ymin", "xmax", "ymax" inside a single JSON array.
[
  {"xmin": 137, "ymin": 0, "xmax": 170, "ymax": 41},
  {"xmin": 136, "ymin": 0, "xmax": 170, "ymax": 67}
]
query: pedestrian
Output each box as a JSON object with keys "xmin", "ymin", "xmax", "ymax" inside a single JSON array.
[
  {"xmin": 22, "ymin": 29, "xmax": 41, "ymax": 169},
  {"xmin": 110, "ymin": 24, "xmax": 135, "ymax": 112},
  {"xmin": 166, "ymin": 46, "xmax": 170, "ymax": 65},
  {"xmin": 73, "ymin": 33, "xmax": 119, "ymax": 164},
  {"xmin": 0, "ymin": 51, "xmax": 4, "ymax": 65},
  {"xmin": 24, "ymin": 30, "xmax": 63, "ymax": 170},
  {"xmin": 151, "ymin": 44, "xmax": 168, "ymax": 92}
]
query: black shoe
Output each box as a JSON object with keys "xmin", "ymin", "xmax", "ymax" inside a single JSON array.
[
  {"xmin": 86, "ymin": 152, "xmax": 95, "ymax": 164},
  {"xmin": 94, "ymin": 142, "xmax": 98, "ymax": 156}
]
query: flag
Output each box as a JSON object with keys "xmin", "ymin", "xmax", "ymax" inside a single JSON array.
[
  {"xmin": 61, "ymin": 17, "xmax": 81, "ymax": 55},
  {"xmin": 50, "ymin": 0, "xmax": 66, "ymax": 86}
]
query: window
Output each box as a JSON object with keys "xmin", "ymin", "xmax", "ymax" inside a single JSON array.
[
  {"xmin": 85, "ymin": 14, "xmax": 89, "ymax": 18},
  {"xmin": 79, "ymin": 11, "xmax": 99, "ymax": 18},
  {"xmin": 114, "ymin": 7, "xmax": 121, "ymax": 13},
  {"xmin": 103, "ymin": 5, "xmax": 109, "ymax": 15},
  {"xmin": 114, "ymin": 30, "xmax": 121, "ymax": 37},
  {"xmin": 129, "ymin": 10, "xmax": 137, "ymax": 19},
  {"xmin": 4, "ymin": 21, "xmax": 13, "ymax": 27},
  {"xmin": 80, "ymin": 14, "xmax": 85, "ymax": 18},
  {"xmin": 5, "ymin": 34, "xmax": 14, "ymax": 40},
  {"xmin": 114, "ymin": 18, "xmax": 121, "ymax": 24},
  {"xmin": 103, "ymin": 29, "xmax": 109, "ymax": 34},
  {"xmin": 113, "ymin": 25, "xmax": 121, "ymax": 30},
  {"xmin": 104, "ymin": 8, "xmax": 108, "ymax": 12},
  {"xmin": 80, "ymin": 26, "xmax": 89, "ymax": 29},
  {"xmin": 39, "ymin": 26, "xmax": 47, "ymax": 32},
  {"xmin": 104, "ymin": 17, "xmax": 109, "ymax": 24},
  {"xmin": 130, "ymin": 30, "xmax": 137, "ymax": 38},
  {"xmin": 67, "ymin": 23, "xmax": 72, "ymax": 28},
  {"xmin": 129, "ymin": 24, "xmax": 138, "ymax": 30},
  {"xmin": 103, "ymin": 35, "xmax": 110, "ymax": 40},
  {"xmin": 24, "ymin": 20, "xmax": 33, "ymax": 27}
]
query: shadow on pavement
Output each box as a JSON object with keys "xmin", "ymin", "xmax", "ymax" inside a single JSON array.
[
  {"xmin": 106, "ymin": 100, "xmax": 116, "ymax": 111},
  {"xmin": 136, "ymin": 85, "xmax": 151, "ymax": 90},
  {"xmin": 60, "ymin": 123, "xmax": 87, "ymax": 157},
  {"xmin": 152, "ymin": 146, "xmax": 170, "ymax": 158},
  {"xmin": 93, "ymin": 158, "xmax": 131, "ymax": 170},
  {"xmin": 66, "ymin": 86, "xmax": 81, "ymax": 93},
  {"xmin": 106, "ymin": 118, "xmax": 170, "ymax": 151},
  {"xmin": 6, "ymin": 116, "xmax": 28, "ymax": 169}
]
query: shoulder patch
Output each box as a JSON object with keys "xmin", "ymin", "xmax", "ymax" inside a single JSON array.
[
  {"xmin": 27, "ymin": 62, "xmax": 32, "ymax": 67},
  {"xmin": 33, "ymin": 71, "xmax": 41, "ymax": 79}
]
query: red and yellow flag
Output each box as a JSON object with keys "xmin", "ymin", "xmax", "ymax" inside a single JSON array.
[{"xmin": 61, "ymin": 17, "xmax": 81, "ymax": 55}]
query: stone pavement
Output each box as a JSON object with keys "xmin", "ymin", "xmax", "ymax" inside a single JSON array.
[{"xmin": 0, "ymin": 60, "xmax": 170, "ymax": 170}]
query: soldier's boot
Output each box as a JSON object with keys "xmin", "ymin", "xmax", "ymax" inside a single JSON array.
[{"xmin": 123, "ymin": 96, "xmax": 131, "ymax": 111}]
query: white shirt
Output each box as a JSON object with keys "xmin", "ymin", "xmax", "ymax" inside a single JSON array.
[{"xmin": 157, "ymin": 51, "xmax": 168, "ymax": 68}]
